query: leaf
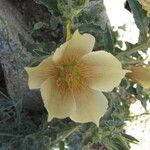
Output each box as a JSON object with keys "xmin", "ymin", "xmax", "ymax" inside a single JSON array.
[
  {"xmin": 136, "ymin": 85, "xmax": 147, "ymax": 110},
  {"xmin": 79, "ymin": 1, "xmax": 103, "ymax": 23},
  {"xmin": 28, "ymin": 56, "xmax": 48, "ymax": 67},
  {"xmin": 103, "ymin": 24, "xmax": 114, "ymax": 52},
  {"xmin": 128, "ymin": 0, "xmax": 148, "ymax": 42},
  {"xmin": 76, "ymin": 23, "xmax": 105, "ymax": 33},
  {"xmin": 57, "ymin": 0, "xmax": 87, "ymax": 18},
  {"xmin": 73, "ymin": 0, "xmax": 107, "ymax": 32},
  {"xmin": 34, "ymin": 0, "xmax": 60, "ymax": 16},
  {"xmin": 18, "ymin": 33, "xmax": 37, "ymax": 53},
  {"xmin": 75, "ymin": 0, "xmax": 89, "ymax": 6},
  {"xmin": 50, "ymin": 16, "xmax": 62, "ymax": 30},
  {"xmin": 33, "ymin": 22, "xmax": 45, "ymax": 30},
  {"xmin": 18, "ymin": 33, "xmax": 50, "ymax": 56},
  {"xmin": 40, "ymin": 41, "xmax": 56, "ymax": 53},
  {"xmin": 59, "ymin": 141, "xmax": 65, "ymax": 150},
  {"xmin": 122, "ymin": 133, "xmax": 139, "ymax": 143},
  {"xmin": 114, "ymin": 135, "xmax": 130, "ymax": 150}
]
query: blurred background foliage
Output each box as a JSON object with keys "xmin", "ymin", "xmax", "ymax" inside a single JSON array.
[{"xmin": 0, "ymin": 0, "xmax": 150, "ymax": 149}]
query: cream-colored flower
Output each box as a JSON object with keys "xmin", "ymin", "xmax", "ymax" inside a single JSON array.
[
  {"xmin": 138, "ymin": 0, "xmax": 150, "ymax": 15},
  {"xmin": 126, "ymin": 66, "xmax": 150, "ymax": 88},
  {"xmin": 25, "ymin": 30, "xmax": 127, "ymax": 126}
]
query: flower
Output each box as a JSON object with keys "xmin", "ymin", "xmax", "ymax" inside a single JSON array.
[
  {"xmin": 25, "ymin": 30, "xmax": 127, "ymax": 126},
  {"xmin": 126, "ymin": 66, "xmax": 150, "ymax": 88},
  {"xmin": 138, "ymin": 0, "xmax": 150, "ymax": 15}
]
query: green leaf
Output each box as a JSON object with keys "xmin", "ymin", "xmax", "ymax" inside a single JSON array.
[
  {"xmin": 18, "ymin": 33, "xmax": 37, "ymax": 53},
  {"xmin": 50, "ymin": 16, "xmax": 62, "ymax": 30},
  {"xmin": 122, "ymin": 133, "xmax": 139, "ymax": 143},
  {"xmin": 114, "ymin": 135, "xmax": 130, "ymax": 150},
  {"xmin": 128, "ymin": 0, "xmax": 148, "ymax": 42},
  {"xmin": 57, "ymin": 0, "xmax": 89, "ymax": 18},
  {"xmin": 103, "ymin": 24, "xmax": 114, "ymax": 52},
  {"xmin": 75, "ymin": 0, "xmax": 89, "ymax": 6},
  {"xmin": 136, "ymin": 85, "xmax": 147, "ymax": 110},
  {"xmin": 59, "ymin": 141, "xmax": 65, "ymax": 150},
  {"xmin": 76, "ymin": 23, "xmax": 105, "ymax": 33},
  {"xmin": 33, "ymin": 22, "xmax": 45, "ymax": 30},
  {"xmin": 0, "ymin": 16, "xmax": 6, "ymax": 25},
  {"xmin": 34, "ymin": 0, "xmax": 60, "ymax": 16},
  {"xmin": 18, "ymin": 33, "xmax": 50, "ymax": 56},
  {"xmin": 40, "ymin": 41, "xmax": 56, "ymax": 53}
]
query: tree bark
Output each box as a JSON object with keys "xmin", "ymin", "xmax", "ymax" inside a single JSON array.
[{"xmin": 0, "ymin": 0, "xmax": 43, "ymax": 111}]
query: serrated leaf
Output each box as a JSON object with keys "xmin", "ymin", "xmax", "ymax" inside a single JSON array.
[
  {"xmin": 18, "ymin": 33, "xmax": 49, "ymax": 56},
  {"xmin": 122, "ymin": 133, "xmax": 139, "ymax": 143},
  {"xmin": 128, "ymin": 0, "xmax": 148, "ymax": 42},
  {"xmin": 34, "ymin": 0, "xmax": 60, "ymax": 16},
  {"xmin": 114, "ymin": 135, "xmax": 130, "ymax": 150},
  {"xmin": 18, "ymin": 33, "xmax": 37, "ymax": 53},
  {"xmin": 73, "ymin": 0, "xmax": 107, "ymax": 35},
  {"xmin": 79, "ymin": 1, "xmax": 104, "ymax": 23},
  {"xmin": 57, "ymin": 0, "xmax": 87, "ymax": 18},
  {"xmin": 74, "ymin": 0, "xmax": 107, "ymax": 30}
]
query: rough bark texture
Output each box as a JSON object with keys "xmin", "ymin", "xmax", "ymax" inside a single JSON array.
[{"xmin": 0, "ymin": 0, "xmax": 43, "ymax": 111}]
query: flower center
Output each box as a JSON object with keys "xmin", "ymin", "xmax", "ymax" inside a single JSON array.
[{"xmin": 56, "ymin": 64, "xmax": 82, "ymax": 91}]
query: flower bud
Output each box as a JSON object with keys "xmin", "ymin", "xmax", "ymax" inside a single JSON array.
[
  {"xmin": 126, "ymin": 66, "xmax": 150, "ymax": 88},
  {"xmin": 138, "ymin": 0, "xmax": 150, "ymax": 15}
]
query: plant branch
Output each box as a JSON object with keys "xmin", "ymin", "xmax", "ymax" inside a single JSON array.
[
  {"xmin": 50, "ymin": 124, "xmax": 81, "ymax": 147},
  {"xmin": 116, "ymin": 41, "xmax": 150, "ymax": 58}
]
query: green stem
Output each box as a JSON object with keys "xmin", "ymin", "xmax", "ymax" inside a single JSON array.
[
  {"xmin": 66, "ymin": 19, "xmax": 72, "ymax": 41},
  {"xmin": 116, "ymin": 42, "xmax": 150, "ymax": 58}
]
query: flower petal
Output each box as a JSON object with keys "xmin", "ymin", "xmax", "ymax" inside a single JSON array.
[
  {"xmin": 40, "ymin": 77, "xmax": 76, "ymax": 121},
  {"xmin": 25, "ymin": 56, "xmax": 55, "ymax": 89},
  {"xmin": 53, "ymin": 30, "xmax": 95, "ymax": 63},
  {"xmin": 126, "ymin": 66, "xmax": 150, "ymax": 88},
  {"xmin": 70, "ymin": 87, "xmax": 108, "ymax": 126},
  {"xmin": 80, "ymin": 51, "xmax": 128, "ymax": 91},
  {"xmin": 52, "ymin": 42, "xmax": 68, "ymax": 63}
]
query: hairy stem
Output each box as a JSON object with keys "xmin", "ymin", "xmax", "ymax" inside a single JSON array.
[
  {"xmin": 66, "ymin": 19, "xmax": 72, "ymax": 41},
  {"xmin": 116, "ymin": 41, "xmax": 150, "ymax": 58}
]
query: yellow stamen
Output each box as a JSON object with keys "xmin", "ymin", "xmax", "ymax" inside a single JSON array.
[{"xmin": 56, "ymin": 63, "xmax": 84, "ymax": 92}]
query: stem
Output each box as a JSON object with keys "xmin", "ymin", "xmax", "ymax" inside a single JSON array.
[
  {"xmin": 50, "ymin": 124, "xmax": 81, "ymax": 147},
  {"xmin": 0, "ymin": 90, "xmax": 9, "ymax": 100},
  {"xmin": 62, "ymin": 125, "xmax": 80, "ymax": 140},
  {"xmin": 66, "ymin": 19, "xmax": 72, "ymax": 41},
  {"xmin": 116, "ymin": 42, "xmax": 150, "ymax": 58},
  {"xmin": 130, "ymin": 112, "xmax": 150, "ymax": 119},
  {"xmin": 0, "ymin": 133, "xmax": 22, "ymax": 138}
]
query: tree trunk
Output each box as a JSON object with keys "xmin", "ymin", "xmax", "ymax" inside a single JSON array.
[{"xmin": 0, "ymin": 0, "xmax": 43, "ymax": 111}]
